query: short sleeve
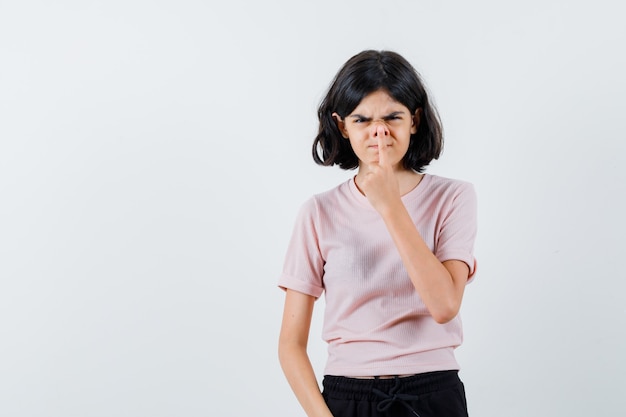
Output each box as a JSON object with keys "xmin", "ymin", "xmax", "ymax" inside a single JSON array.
[
  {"xmin": 434, "ymin": 182, "xmax": 478, "ymax": 281},
  {"xmin": 277, "ymin": 198, "xmax": 325, "ymax": 298}
]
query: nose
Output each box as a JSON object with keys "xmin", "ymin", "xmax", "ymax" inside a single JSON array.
[{"xmin": 371, "ymin": 122, "xmax": 389, "ymax": 138}]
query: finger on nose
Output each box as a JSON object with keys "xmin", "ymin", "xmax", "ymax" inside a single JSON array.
[{"xmin": 374, "ymin": 124, "xmax": 388, "ymax": 137}]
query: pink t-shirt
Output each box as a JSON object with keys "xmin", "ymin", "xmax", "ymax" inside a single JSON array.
[{"xmin": 278, "ymin": 174, "xmax": 477, "ymax": 377}]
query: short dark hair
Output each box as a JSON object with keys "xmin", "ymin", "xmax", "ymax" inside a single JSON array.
[{"xmin": 312, "ymin": 50, "xmax": 443, "ymax": 172}]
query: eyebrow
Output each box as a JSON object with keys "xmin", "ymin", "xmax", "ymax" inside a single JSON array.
[{"xmin": 347, "ymin": 111, "xmax": 407, "ymax": 121}]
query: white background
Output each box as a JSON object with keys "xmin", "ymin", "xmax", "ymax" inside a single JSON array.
[{"xmin": 1, "ymin": 1, "xmax": 624, "ymax": 416}]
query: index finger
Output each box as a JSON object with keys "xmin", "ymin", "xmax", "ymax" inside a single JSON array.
[{"xmin": 377, "ymin": 127, "xmax": 389, "ymax": 166}]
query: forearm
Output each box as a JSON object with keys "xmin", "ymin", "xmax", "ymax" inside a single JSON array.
[
  {"xmin": 380, "ymin": 201, "xmax": 464, "ymax": 323},
  {"xmin": 278, "ymin": 343, "xmax": 334, "ymax": 417}
]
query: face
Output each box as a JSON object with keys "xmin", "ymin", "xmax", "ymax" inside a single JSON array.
[{"xmin": 333, "ymin": 89, "xmax": 419, "ymax": 171}]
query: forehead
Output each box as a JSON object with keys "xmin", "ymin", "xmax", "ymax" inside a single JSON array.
[{"xmin": 350, "ymin": 89, "xmax": 409, "ymax": 114}]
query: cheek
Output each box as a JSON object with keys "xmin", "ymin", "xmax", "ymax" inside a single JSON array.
[
  {"xmin": 390, "ymin": 127, "xmax": 412, "ymax": 142},
  {"xmin": 347, "ymin": 129, "xmax": 369, "ymax": 143},
  {"xmin": 347, "ymin": 137, "xmax": 364, "ymax": 151}
]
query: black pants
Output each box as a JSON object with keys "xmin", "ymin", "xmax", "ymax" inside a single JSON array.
[{"xmin": 322, "ymin": 371, "xmax": 469, "ymax": 417}]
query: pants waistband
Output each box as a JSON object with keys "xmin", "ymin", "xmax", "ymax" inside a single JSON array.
[{"xmin": 322, "ymin": 370, "xmax": 461, "ymax": 401}]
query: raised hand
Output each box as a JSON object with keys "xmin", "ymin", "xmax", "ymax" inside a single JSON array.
[{"xmin": 358, "ymin": 124, "xmax": 402, "ymax": 214}]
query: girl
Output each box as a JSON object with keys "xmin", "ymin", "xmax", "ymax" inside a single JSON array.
[{"xmin": 278, "ymin": 50, "xmax": 477, "ymax": 417}]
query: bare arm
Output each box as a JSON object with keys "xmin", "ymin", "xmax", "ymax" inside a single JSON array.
[
  {"xmin": 278, "ymin": 289, "xmax": 334, "ymax": 417},
  {"xmin": 358, "ymin": 131, "xmax": 470, "ymax": 323},
  {"xmin": 378, "ymin": 200, "xmax": 469, "ymax": 323}
]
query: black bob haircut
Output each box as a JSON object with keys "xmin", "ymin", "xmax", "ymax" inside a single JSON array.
[{"xmin": 312, "ymin": 50, "xmax": 443, "ymax": 172}]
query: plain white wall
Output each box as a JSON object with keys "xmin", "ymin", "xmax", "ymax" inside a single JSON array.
[{"xmin": 1, "ymin": 1, "xmax": 624, "ymax": 416}]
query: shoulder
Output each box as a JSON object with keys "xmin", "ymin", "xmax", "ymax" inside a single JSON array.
[
  {"xmin": 426, "ymin": 174, "xmax": 474, "ymax": 191},
  {"xmin": 423, "ymin": 174, "xmax": 476, "ymax": 201},
  {"xmin": 296, "ymin": 179, "xmax": 352, "ymax": 219},
  {"xmin": 307, "ymin": 179, "xmax": 352, "ymax": 207}
]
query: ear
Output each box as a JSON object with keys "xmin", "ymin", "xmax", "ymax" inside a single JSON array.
[
  {"xmin": 411, "ymin": 108, "xmax": 421, "ymax": 134},
  {"xmin": 332, "ymin": 112, "xmax": 349, "ymax": 138}
]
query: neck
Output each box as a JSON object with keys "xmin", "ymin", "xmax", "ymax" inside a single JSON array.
[{"xmin": 355, "ymin": 168, "xmax": 424, "ymax": 196}]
